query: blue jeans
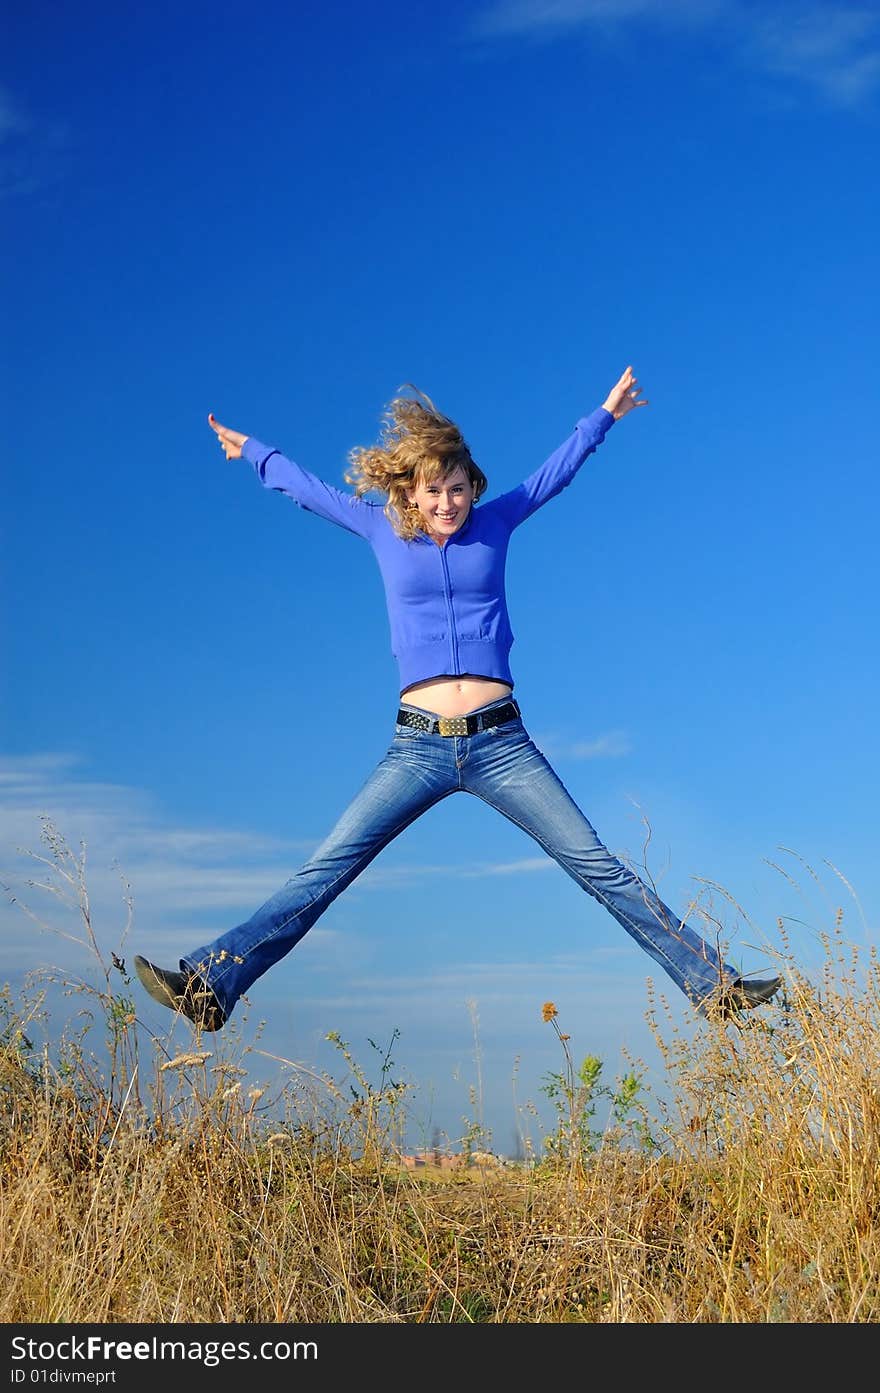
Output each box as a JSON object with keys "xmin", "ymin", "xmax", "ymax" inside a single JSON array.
[{"xmin": 183, "ymin": 698, "xmax": 739, "ymax": 1017}]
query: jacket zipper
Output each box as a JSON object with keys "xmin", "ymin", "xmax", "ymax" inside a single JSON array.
[{"xmin": 438, "ymin": 543, "xmax": 461, "ymax": 675}]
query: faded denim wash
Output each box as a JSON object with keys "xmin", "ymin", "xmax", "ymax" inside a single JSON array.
[{"xmin": 183, "ymin": 698, "xmax": 739, "ymax": 1018}]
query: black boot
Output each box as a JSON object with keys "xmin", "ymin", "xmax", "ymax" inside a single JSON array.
[
  {"xmin": 134, "ymin": 955, "xmax": 226, "ymax": 1031},
  {"xmin": 710, "ymin": 975, "xmax": 782, "ymax": 1021}
]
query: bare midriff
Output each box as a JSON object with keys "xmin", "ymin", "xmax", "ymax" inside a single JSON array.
[{"xmin": 399, "ymin": 674, "xmax": 513, "ymax": 718}]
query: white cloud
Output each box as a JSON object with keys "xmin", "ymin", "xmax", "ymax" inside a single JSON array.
[
  {"xmin": 532, "ymin": 729, "xmax": 632, "ymax": 760},
  {"xmin": 746, "ymin": 5, "xmax": 880, "ymax": 104},
  {"xmin": 0, "ymin": 84, "xmax": 71, "ymax": 199},
  {"xmin": 0, "ymin": 87, "xmax": 32, "ymax": 142},
  {"xmin": 0, "ymin": 754, "xmax": 316, "ymax": 976},
  {"xmin": 467, "ymin": 0, "xmax": 880, "ymax": 104},
  {"xmin": 569, "ymin": 731, "xmax": 633, "ymax": 760},
  {"xmin": 0, "ymin": 752, "xmax": 79, "ymax": 782},
  {"xmin": 470, "ymin": 0, "xmax": 719, "ymax": 40},
  {"xmin": 354, "ymin": 856, "xmax": 553, "ymax": 889}
]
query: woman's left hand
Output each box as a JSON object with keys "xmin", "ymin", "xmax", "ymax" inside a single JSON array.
[{"xmin": 602, "ymin": 366, "xmax": 649, "ymax": 421}]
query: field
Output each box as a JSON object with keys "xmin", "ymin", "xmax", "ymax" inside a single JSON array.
[{"xmin": 2, "ymin": 827, "xmax": 879, "ymax": 1323}]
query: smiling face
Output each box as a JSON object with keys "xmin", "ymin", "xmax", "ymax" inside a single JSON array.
[{"xmin": 406, "ymin": 464, "xmax": 475, "ymax": 541}]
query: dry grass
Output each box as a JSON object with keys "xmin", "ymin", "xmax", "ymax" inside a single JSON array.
[{"xmin": 2, "ymin": 823, "xmax": 880, "ymax": 1322}]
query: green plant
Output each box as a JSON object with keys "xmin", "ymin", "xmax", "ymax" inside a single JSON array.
[
  {"xmin": 538, "ymin": 1001, "xmax": 654, "ymax": 1165},
  {"xmin": 324, "ymin": 1026, "xmax": 412, "ymax": 1161}
]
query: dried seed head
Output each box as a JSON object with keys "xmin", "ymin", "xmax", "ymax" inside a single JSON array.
[{"xmin": 160, "ymin": 1051, "xmax": 212, "ymax": 1070}]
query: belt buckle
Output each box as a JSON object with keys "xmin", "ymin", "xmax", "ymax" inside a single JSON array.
[{"xmin": 437, "ymin": 716, "xmax": 469, "ymax": 737}]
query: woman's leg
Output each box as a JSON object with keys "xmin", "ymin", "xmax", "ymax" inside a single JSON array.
[
  {"xmin": 179, "ymin": 725, "xmax": 455, "ymax": 1018},
  {"xmin": 463, "ymin": 717, "xmax": 741, "ymax": 1012}
]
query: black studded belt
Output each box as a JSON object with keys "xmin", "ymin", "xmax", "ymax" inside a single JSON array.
[{"xmin": 396, "ymin": 699, "xmax": 521, "ymax": 737}]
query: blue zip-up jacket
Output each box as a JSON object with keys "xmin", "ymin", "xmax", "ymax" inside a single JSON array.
[{"xmin": 241, "ymin": 406, "xmax": 615, "ymax": 692}]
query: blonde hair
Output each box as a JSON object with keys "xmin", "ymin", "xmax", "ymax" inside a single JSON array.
[{"xmin": 344, "ymin": 386, "xmax": 488, "ymax": 541}]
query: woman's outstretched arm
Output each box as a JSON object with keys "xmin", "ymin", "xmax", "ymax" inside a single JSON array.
[
  {"xmin": 207, "ymin": 413, "xmax": 377, "ymax": 539},
  {"xmin": 489, "ymin": 365, "xmax": 649, "ymax": 529}
]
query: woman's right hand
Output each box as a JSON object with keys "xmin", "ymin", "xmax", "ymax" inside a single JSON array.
[{"xmin": 208, "ymin": 412, "xmax": 249, "ymax": 460}]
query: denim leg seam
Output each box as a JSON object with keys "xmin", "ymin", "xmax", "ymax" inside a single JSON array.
[
  {"xmin": 469, "ymin": 788, "xmax": 714, "ymax": 990},
  {"xmin": 214, "ymin": 792, "xmax": 456, "ymax": 974}
]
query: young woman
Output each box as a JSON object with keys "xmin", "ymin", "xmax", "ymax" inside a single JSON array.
[{"xmin": 134, "ymin": 367, "xmax": 780, "ymax": 1031}]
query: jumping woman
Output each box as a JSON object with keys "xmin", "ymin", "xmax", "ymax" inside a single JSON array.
[{"xmin": 134, "ymin": 366, "xmax": 780, "ymax": 1030}]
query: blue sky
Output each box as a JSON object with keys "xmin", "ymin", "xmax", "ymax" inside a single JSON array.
[{"xmin": 3, "ymin": 0, "xmax": 879, "ymax": 1155}]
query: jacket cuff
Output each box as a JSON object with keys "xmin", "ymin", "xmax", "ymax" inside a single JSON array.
[
  {"xmin": 241, "ymin": 437, "xmax": 276, "ymax": 466},
  {"xmin": 575, "ymin": 406, "xmax": 615, "ymax": 434}
]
